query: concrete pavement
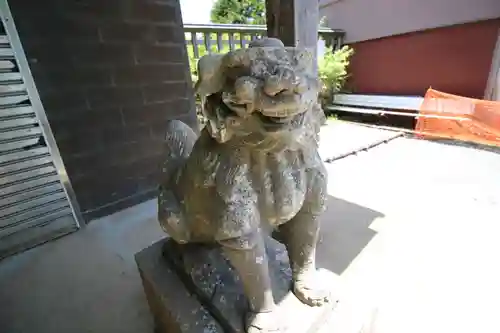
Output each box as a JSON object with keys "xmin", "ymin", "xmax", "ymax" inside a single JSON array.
[
  {"xmin": 318, "ymin": 120, "xmax": 403, "ymax": 161},
  {"xmin": 1, "ymin": 123, "xmax": 499, "ymax": 333},
  {"xmin": 321, "ymin": 136, "xmax": 500, "ymax": 333}
]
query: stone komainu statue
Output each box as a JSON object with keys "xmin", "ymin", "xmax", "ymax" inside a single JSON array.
[{"xmin": 158, "ymin": 38, "xmax": 329, "ymax": 333}]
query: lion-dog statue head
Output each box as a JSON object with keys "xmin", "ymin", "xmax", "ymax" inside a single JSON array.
[{"xmin": 195, "ymin": 38, "xmax": 325, "ymax": 152}]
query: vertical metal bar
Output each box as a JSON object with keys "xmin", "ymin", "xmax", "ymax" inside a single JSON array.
[
  {"xmin": 228, "ymin": 32, "xmax": 235, "ymax": 51},
  {"xmin": 191, "ymin": 32, "xmax": 199, "ymax": 58},
  {"xmin": 216, "ymin": 32, "xmax": 223, "ymax": 52},
  {"xmin": 336, "ymin": 36, "xmax": 342, "ymax": 50},
  {"xmin": 204, "ymin": 32, "xmax": 212, "ymax": 54},
  {"xmin": 239, "ymin": 33, "xmax": 245, "ymax": 49},
  {"xmin": 327, "ymin": 35, "xmax": 334, "ymax": 49},
  {"xmin": 0, "ymin": 0, "xmax": 84, "ymax": 227},
  {"xmin": 325, "ymin": 35, "xmax": 333, "ymax": 49},
  {"xmin": 329, "ymin": 36, "xmax": 335, "ymax": 50}
]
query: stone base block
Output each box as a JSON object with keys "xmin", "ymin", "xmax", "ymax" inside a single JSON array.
[{"xmin": 135, "ymin": 237, "xmax": 338, "ymax": 333}]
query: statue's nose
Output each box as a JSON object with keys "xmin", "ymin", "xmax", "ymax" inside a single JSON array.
[
  {"xmin": 263, "ymin": 67, "xmax": 296, "ymax": 96},
  {"xmin": 234, "ymin": 77, "xmax": 258, "ymax": 104}
]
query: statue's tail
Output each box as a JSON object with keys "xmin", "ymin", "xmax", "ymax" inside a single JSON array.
[
  {"xmin": 158, "ymin": 120, "xmax": 197, "ymax": 243},
  {"xmin": 161, "ymin": 120, "xmax": 197, "ymax": 181}
]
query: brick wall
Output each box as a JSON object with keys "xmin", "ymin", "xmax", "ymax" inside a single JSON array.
[{"xmin": 9, "ymin": 0, "xmax": 197, "ymax": 221}]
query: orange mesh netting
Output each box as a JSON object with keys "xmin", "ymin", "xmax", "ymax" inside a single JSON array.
[{"xmin": 415, "ymin": 88, "xmax": 500, "ymax": 147}]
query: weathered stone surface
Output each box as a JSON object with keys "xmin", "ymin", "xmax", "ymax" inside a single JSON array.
[
  {"xmin": 152, "ymin": 38, "xmax": 334, "ymax": 332},
  {"xmin": 135, "ymin": 239, "xmax": 223, "ymax": 333},
  {"xmin": 163, "ymin": 236, "xmax": 292, "ymax": 332},
  {"xmin": 137, "ymin": 237, "xmax": 338, "ymax": 333}
]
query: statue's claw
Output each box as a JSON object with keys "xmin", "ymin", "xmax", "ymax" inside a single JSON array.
[
  {"xmin": 293, "ymin": 272, "xmax": 331, "ymax": 307},
  {"xmin": 245, "ymin": 311, "xmax": 284, "ymax": 333}
]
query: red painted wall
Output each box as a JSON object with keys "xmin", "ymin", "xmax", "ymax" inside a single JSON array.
[{"xmin": 346, "ymin": 19, "xmax": 500, "ymax": 98}]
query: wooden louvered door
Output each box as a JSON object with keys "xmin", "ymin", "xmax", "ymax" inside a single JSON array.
[{"xmin": 0, "ymin": 0, "xmax": 82, "ymax": 259}]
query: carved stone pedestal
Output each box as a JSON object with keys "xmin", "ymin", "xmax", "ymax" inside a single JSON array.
[{"xmin": 135, "ymin": 237, "xmax": 338, "ymax": 333}]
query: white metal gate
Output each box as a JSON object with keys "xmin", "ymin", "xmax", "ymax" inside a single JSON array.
[{"xmin": 0, "ymin": 1, "xmax": 82, "ymax": 259}]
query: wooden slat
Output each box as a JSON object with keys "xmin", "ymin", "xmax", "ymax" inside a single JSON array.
[
  {"xmin": 0, "ymin": 212, "xmax": 76, "ymax": 260},
  {"xmin": 0, "ymin": 153, "xmax": 52, "ymax": 175},
  {"xmin": 0, "ymin": 198, "xmax": 69, "ymax": 228},
  {"xmin": 0, "ymin": 47, "xmax": 14, "ymax": 57},
  {"xmin": 333, "ymin": 94, "xmax": 424, "ymax": 111},
  {"xmin": 0, "ymin": 208, "xmax": 74, "ymax": 239},
  {"xmin": 0, "ymin": 35, "xmax": 9, "ymax": 44},
  {"xmin": 7, "ymin": 207, "xmax": 73, "ymax": 235},
  {"xmin": 0, "ymin": 115, "xmax": 37, "ymax": 130},
  {"xmin": 0, "ymin": 94, "xmax": 29, "ymax": 105},
  {"xmin": 0, "ymin": 59, "xmax": 15, "ymax": 70},
  {"xmin": 0, "ymin": 105, "xmax": 34, "ymax": 117},
  {"xmin": 0, "ymin": 72, "xmax": 22, "ymax": 82},
  {"xmin": 0, "ymin": 173, "xmax": 59, "ymax": 197},
  {"xmin": 0, "ymin": 126, "xmax": 41, "ymax": 141},
  {"xmin": 0, "ymin": 181, "xmax": 63, "ymax": 209},
  {"xmin": 0, "ymin": 190, "xmax": 66, "ymax": 219},
  {"xmin": 0, "ymin": 146, "xmax": 49, "ymax": 164},
  {"xmin": 0, "ymin": 83, "xmax": 26, "ymax": 94},
  {"xmin": 0, "ymin": 164, "xmax": 56, "ymax": 187},
  {"xmin": 0, "ymin": 137, "xmax": 41, "ymax": 152}
]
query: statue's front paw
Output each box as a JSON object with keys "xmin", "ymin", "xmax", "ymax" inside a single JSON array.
[
  {"xmin": 245, "ymin": 311, "xmax": 284, "ymax": 333},
  {"xmin": 293, "ymin": 272, "xmax": 331, "ymax": 307}
]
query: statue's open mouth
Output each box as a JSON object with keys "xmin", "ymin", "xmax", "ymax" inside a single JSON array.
[
  {"xmin": 257, "ymin": 111, "xmax": 305, "ymax": 131},
  {"xmin": 261, "ymin": 114, "xmax": 293, "ymax": 124},
  {"xmin": 220, "ymin": 97, "xmax": 307, "ymax": 132}
]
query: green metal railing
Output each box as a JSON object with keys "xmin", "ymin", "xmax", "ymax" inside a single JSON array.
[{"xmin": 184, "ymin": 23, "xmax": 345, "ymax": 59}]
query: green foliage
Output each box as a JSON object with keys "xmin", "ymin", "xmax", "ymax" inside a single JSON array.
[
  {"xmin": 318, "ymin": 45, "xmax": 354, "ymax": 96},
  {"xmin": 186, "ymin": 32, "xmax": 252, "ymax": 84},
  {"xmin": 210, "ymin": 0, "xmax": 266, "ymax": 25}
]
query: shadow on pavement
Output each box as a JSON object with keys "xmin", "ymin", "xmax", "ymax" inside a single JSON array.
[{"xmin": 316, "ymin": 195, "xmax": 384, "ymax": 275}]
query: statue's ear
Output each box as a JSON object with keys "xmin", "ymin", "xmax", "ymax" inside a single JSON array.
[{"xmin": 195, "ymin": 54, "xmax": 226, "ymax": 97}]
